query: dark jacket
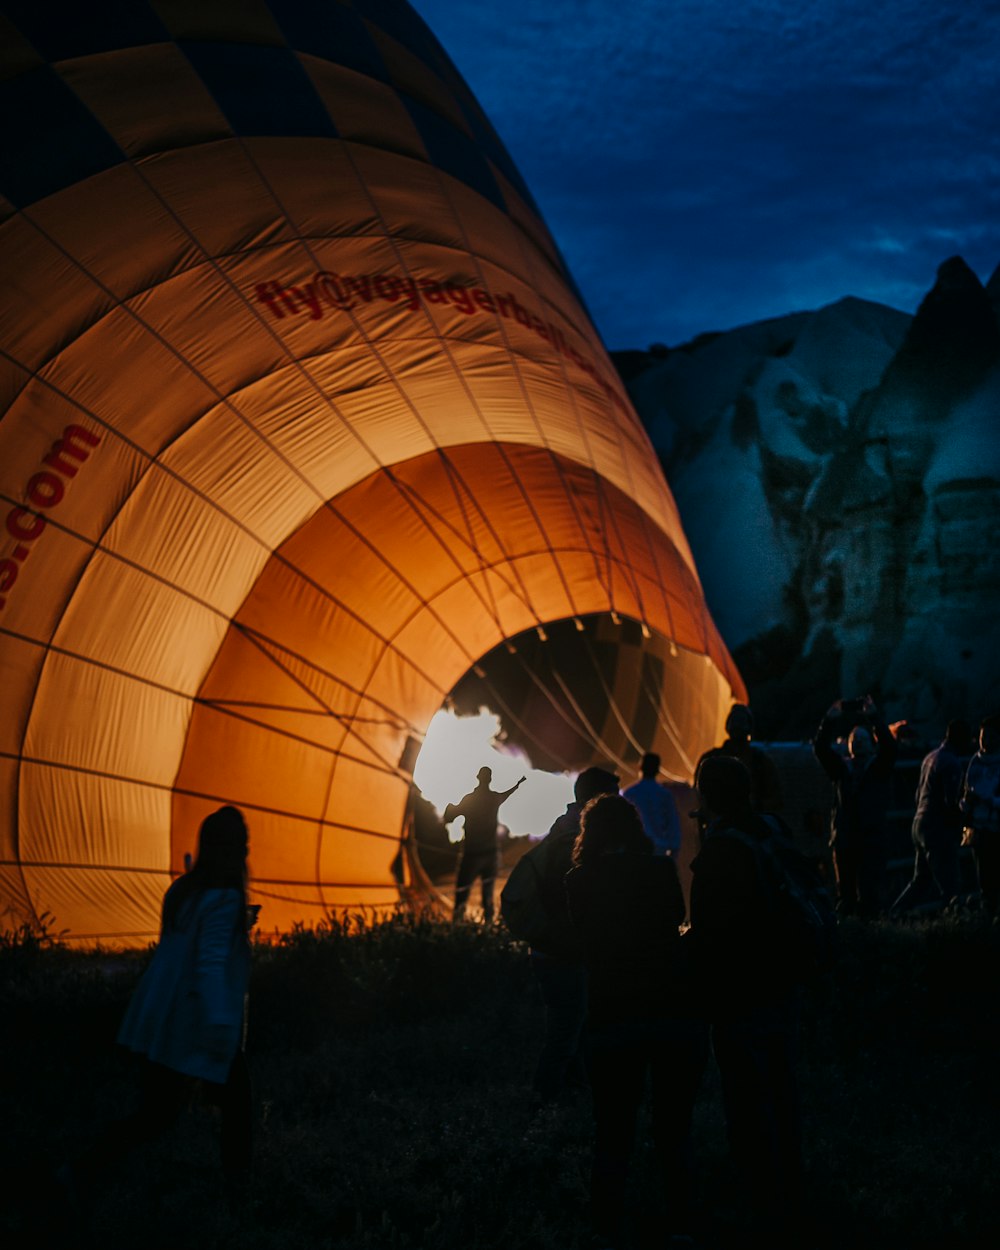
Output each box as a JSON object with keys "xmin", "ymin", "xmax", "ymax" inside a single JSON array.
[
  {"xmin": 812, "ymin": 715, "xmax": 897, "ymax": 847},
  {"xmin": 565, "ymin": 853, "xmax": 689, "ymax": 1026},
  {"xmin": 689, "ymin": 812, "xmax": 796, "ymax": 1020},
  {"xmin": 913, "ymin": 741, "xmax": 970, "ymax": 839},
  {"xmin": 526, "ymin": 803, "xmax": 586, "ymax": 961},
  {"xmin": 445, "ymin": 781, "xmax": 518, "ymax": 853}
]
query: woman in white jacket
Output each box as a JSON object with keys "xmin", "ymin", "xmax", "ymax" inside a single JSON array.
[{"xmin": 67, "ymin": 805, "xmax": 254, "ymax": 1190}]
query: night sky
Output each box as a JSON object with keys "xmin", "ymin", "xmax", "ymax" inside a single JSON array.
[{"xmin": 414, "ymin": 0, "xmax": 1000, "ymax": 351}]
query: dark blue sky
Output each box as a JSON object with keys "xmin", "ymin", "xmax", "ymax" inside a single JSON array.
[{"xmin": 414, "ymin": 0, "xmax": 1000, "ymax": 350}]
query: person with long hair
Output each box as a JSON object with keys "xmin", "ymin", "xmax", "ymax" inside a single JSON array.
[
  {"xmin": 60, "ymin": 805, "xmax": 255, "ymax": 1202},
  {"xmin": 565, "ymin": 793, "xmax": 708, "ymax": 1249}
]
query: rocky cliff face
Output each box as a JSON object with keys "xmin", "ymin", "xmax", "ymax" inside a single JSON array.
[{"xmin": 618, "ymin": 257, "xmax": 1000, "ymax": 739}]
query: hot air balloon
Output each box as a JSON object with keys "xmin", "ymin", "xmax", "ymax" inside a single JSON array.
[{"xmin": 0, "ymin": 0, "xmax": 743, "ymax": 944}]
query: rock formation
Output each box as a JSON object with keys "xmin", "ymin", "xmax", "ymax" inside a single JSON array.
[{"xmin": 617, "ymin": 257, "xmax": 1000, "ymax": 739}]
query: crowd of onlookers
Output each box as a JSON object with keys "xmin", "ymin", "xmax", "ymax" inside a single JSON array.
[
  {"xmin": 490, "ymin": 697, "xmax": 1000, "ymax": 1247},
  {"xmin": 811, "ymin": 700, "xmax": 1000, "ymax": 923},
  {"xmin": 47, "ymin": 697, "xmax": 1000, "ymax": 1250}
]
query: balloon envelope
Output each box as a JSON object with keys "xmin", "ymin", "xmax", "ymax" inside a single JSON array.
[{"xmin": 0, "ymin": 0, "xmax": 743, "ymax": 944}]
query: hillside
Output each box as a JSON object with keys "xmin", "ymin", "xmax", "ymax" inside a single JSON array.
[{"xmin": 617, "ymin": 258, "xmax": 1000, "ymax": 739}]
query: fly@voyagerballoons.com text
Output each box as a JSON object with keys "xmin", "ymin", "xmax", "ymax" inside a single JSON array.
[{"xmin": 253, "ymin": 272, "xmax": 630, "ymax": 414}]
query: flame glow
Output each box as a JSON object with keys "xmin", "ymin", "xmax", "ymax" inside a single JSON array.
[{"xmin": 414, "ymin": 708, "xmax": 576, "ymax": 841}]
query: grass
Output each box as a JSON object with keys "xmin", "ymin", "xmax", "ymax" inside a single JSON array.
[{"xmin": 2, "ymin": 909, "xmax": 1000, "ymax": 1249}]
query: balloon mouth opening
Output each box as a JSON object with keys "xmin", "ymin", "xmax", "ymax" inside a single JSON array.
[
  {"xmin": 443, "ymin": 612, "xmax": 677, "ymax": 775},
  {"xmin": 405, "ymin": 611, "xmax": 701, "ymax": 886}
]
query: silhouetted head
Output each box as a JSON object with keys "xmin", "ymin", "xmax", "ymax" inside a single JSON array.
[
  {"xmin": 725, "ymin": 704, "xmax": 754, "ymax": 742},
  {"xmin": 944, "ymin": 719, "xmax": 972, "ymax": 754},
  {"xmin": 639, "ymin": 752, "xmax": 660, "ymax": 779},
  {"xmin": 477, "ymin": 765, "xmax": 493, "ymax": 785},
  {"xmin": 573, "ymin": 793, "xmax": 651, "ymax": 865},
  {"xmin": 980, "ymin": 715, "xmax": 1000, "ymax": 755},
  {"xmin": 164, "ymin": 805, "xmax": 248, "ymax": 930},
  {"xmin": 696, "ymin": 755, "xmax": 752, "ymax": 822},
  {"xmin": 848, "ymin": 726, "xmax": 875, "ymax": 761},
  {"xmin": 196, "ymin": 805, "xmax": 249, "ymax": 877},
  {"xmin": 574, "ymin": 766, "xmax": 620, "ymax": 804}
]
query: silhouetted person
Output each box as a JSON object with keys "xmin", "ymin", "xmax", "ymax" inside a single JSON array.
[
  {"xmin": 58, "ymin": 806, "xmax": 256, "ymax": 1207},
  {"xmin": 696, "ymin": 703, "xmax": 783, "ymax": 819},
  {"xmin": 690, "ymin": 755, "xmax": 804, "ymax": 1245},
  {"xmin": 959, "ymin": 715, "xmax": 1000, "ymax": 917},
  {"xmin": 892, "ymin": 719, "xmax": 973, "ymax": 914},
  {"xmin": 622, "ymin": 751, "xmax": 682, "ymax": 857},
  {"xmin": 813, "ymin": 696, "xmax": 898, "ymax": 918},
  {"xmin": 444, "ymin": 766, "xmax": 524, "ymax": 923},
  {"xmin": 523, "ymin": 765, "xmax": 620, "ymax": 1106},
  {"xmin": 566, "ymin": 793, "xmax": 707, "ymax": 1248}
]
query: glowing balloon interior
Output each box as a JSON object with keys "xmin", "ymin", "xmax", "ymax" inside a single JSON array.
[{"xmin": 0, "ymin": 0, "xmax": 743, "ymax": 943}]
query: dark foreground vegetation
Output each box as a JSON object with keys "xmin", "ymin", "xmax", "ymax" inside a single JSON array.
[{"xmin": 3, "ymin": 912, "xmax": 1000, "ymax": 1249}]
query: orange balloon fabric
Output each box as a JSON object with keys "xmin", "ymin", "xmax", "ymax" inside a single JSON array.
[{"xmin": 0, "ymin": 0, "xmax": 743, "ymax": 943}]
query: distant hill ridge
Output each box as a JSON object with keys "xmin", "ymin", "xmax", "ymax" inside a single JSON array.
[{"xmin": 614, "ymin": 256, "xmax": 1000, "ymax": 738}]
